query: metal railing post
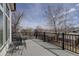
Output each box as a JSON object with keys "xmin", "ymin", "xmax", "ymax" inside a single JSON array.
[
  {"xmin": 62, "ymin": 33, "xmax": 65, "ymax": 50},
  {"xmin": 43, "ymin": 32, "xmax": 46, "ymax": 42}
]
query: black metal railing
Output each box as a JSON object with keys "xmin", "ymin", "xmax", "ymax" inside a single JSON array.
[{"xmin": 34, "ymin": 31, "xmax": 79, "ymax": 54}]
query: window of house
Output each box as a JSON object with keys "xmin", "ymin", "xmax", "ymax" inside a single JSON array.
[
  {"xmin": 0, "ymin": 3, "xmax": 11, "ymax": 49},
  {"xmin": 6, "ymin": 4, "xmax": 10, "ymax": 41},
  {"xmin": 6, "ymin": 4, "xmax": 9, "ymax": 16},
  {"xmin": 0, "ymin": 10, "xmax": 3, "ymax": 47},
  {"xmin": 6, "ymin": 17, "xmax": 10, "ymax": 41}
]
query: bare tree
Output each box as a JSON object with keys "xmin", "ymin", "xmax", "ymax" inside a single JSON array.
[
  {"xmin": 44, "ymin": 4, "xmax": 64, "ymax": 33},
  {"xmin": 44, "ymin": 4, "xmax": 76, "ymax": 33},
  {"xmin": 12, "ymin": 10, "xmax": 24, "ymax": 33},
  {"xmin": 35, "ymin": 26, "xmax": 44, "ymax": 32},
  {"xmin": 58, "ymin": 8, "xmax": 77, "ymax": 33}
]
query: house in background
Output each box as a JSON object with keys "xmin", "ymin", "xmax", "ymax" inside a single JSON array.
[{"xmin": 0, "ymin": 3, "xmax": 16, "ymax": 56}]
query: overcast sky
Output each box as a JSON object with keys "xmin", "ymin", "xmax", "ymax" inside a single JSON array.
[{"xmin": 16, "ymin": 3, "xmax": 79, "ymax": 29}]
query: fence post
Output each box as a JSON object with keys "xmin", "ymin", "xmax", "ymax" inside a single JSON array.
[
  {"xmin": 43, "ymin": 32, "xmax": 46, "ymax": 42},
  {"xmin": 35, "ymin": 31, "xmax": 37, "ymax": 39},
  {"xmin": 62, "ymin": 33, "xmax": 65, "ymax": 50}
]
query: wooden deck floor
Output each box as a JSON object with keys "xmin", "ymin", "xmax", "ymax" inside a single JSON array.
[
  {"xmin": 6, "ymin": 39, "xmax": 55, "ymax": 56},
  {"xmin": 6, "ymin": 39, "xmax": 79, "ymax": 56}
]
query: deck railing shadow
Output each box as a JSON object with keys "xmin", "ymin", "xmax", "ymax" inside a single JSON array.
[
  {"xmin": 34, "ymin": 31, "xmax": 79, "ymax": 54},
  {"xmin": 9, "ymin": 31, "xmax": 79, "ymax": 54}
]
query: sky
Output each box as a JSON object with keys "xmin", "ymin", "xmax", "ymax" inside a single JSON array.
[
  {"xmin": 16, "ymin": 3, "xmax": 48, "ymax": 29},
  {"xmin": 16, "ymin": 3, "xmax": 79, "ymax": 29}
]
